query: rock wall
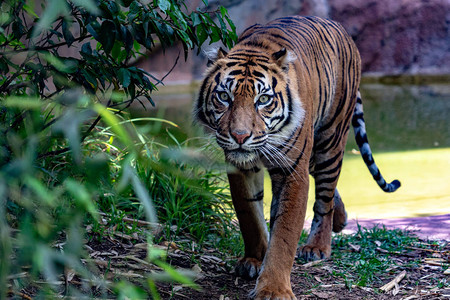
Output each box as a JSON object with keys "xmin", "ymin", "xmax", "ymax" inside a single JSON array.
[
  {"xmin": 329, "ymin": 0, "xmax": 450, "ymax": 75},
  {"xmin": 141, "ymin": 0, "xmax": 450, "ymax": 85}
]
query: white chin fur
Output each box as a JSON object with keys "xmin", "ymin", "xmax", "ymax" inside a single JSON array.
[{"xmin": 225, "ymin": 151, "xmax": 258, "ymax": 168}]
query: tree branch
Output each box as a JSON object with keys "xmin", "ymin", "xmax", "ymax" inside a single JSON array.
[{"xmin": 0, "ymin": 34, "xmax": 92, "ymax": 56}]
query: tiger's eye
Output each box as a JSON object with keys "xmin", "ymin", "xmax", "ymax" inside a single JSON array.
[
  {"xmin": 259, "ymin": 94, "xmax": 271, "ymax": 104},
  {"xmin": 219, "ymin": 92, "xmax": 229, "ymax": 102}
]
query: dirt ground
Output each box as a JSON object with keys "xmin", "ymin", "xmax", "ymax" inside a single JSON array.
[
  {"xmin": 84, "ymin": 231, "xmax": 449, "ymax": 300},
  {"xmin": 10, "ymin": 221, "xmax": 449, "ymax": 299},
  {"xmin": 156, "ymin": 243, "xmax": 449, "ymax": 299}
]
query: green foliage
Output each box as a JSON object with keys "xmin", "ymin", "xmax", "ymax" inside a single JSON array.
[
  {"xmin": 0, "ymin": 0, "xmax": 236, "ymax": 103},
  {"xmin": 331, "ymin": 225, "xmax": 420, "ymax": 287},
  {"xmin": 138, "ymin": 141, "xmax": 235, "ymax": 246},
  {"xmin": 0, "ymin": 0, "xmax": 237, "ymax": 298}
]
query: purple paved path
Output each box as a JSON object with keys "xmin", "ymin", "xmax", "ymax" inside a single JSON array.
[
  {"xmin": 303, "ymin": 214, "xmax": 450, "ymax": 240},
  {"xmin": 341, "ymin": 214, "xmax": 450, "ymax": 240}
]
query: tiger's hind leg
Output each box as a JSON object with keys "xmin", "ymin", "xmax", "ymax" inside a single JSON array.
[
  {"xmin": 333, "ymin": 189, "xmax": 347, "ymax": 233},
  {"xmin": 299, "ymin": 150, "xmax": 345, "ymax": 261}
]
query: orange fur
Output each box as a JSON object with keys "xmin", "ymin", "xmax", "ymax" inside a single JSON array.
[{"xmin": 194, "ymin": 16, "xmax": 360, "ymax": 299}]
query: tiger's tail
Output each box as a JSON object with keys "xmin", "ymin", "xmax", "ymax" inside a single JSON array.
[{"xmin": 352, "ymin": 91, "xmax": 401, "ymax": 193}]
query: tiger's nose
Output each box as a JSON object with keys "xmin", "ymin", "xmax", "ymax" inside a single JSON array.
[{"xmin": 231, "ymin": 130, "xmax": 251, "ymax": 144}]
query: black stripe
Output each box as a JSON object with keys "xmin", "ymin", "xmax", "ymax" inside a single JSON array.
[
  {"xmin": 245, "ymin": 190, "xmax": 264, "ymax": 202},
  {"xmin": 314, "ymin": 151, "xmax": 342, "ymax": 171}
]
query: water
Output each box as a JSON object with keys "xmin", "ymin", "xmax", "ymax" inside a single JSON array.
[{"xmin": 132, "ymin": 83, "xmax": 450, "ymax": 220}]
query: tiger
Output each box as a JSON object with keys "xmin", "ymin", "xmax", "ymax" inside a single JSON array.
[{"xmin": 194, "ymin": 16, "xmax": 400, "ymax": 299}]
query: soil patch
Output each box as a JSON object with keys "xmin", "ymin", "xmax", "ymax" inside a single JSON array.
[
  {"xmin": 154, "ymin": 237, "xmax": 449, "ymax": 299},
  {"xmin": 85, "ymin": 229, "xmax": 449, "ymax": 299}
]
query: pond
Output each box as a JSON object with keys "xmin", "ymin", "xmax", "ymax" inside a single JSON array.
[{"xmin": 131, "ymin": 83, "xmax": 450, "ymax": 220}]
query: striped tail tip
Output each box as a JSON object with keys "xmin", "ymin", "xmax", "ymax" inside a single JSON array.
[{"xmin": 383, "ymin": 179, "xmax": 401, "ymax": 193}]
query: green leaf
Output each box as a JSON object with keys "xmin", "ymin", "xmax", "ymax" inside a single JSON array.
[
  {"xmin": 111, "ymin": 40, "xmax": 122, "ymax": 60},
  {"xmin": 23, "ymin": 4, "xmax": 39, "ymax": 19},
  {"xmin": 121, "ymin": 0, "xmax": 134, "ymax": 7},
  {"xmin": 219, "ymin": 6, "xmax": 227, "ymax": 18},
  {"xmin": 26, "ymin": 177, "xmax": 55, "ymax": 206},
  {"xmin": 154, "ymin": 260, "xmax": 196, "ymax": 286},
  {"xmin": 86, "ymin": 22, "xmax": 100, "ymax": 41},
  {"xmin": 98, "ymin": 20, "xmax": 116, "ymax": 53},
  {"xmin": 93, "ymin": 104, "xmax": 132, "ymax": 146},
  {"xmin": 62, "ymin": 19, "xmax": 75, "ymax": 47},
  {"xmin": 178, "ymin": 30, "xmax": 193, "ymax": 48},
  {"xmin": 190, "ymin": 12, "xmax": 201, "ymax": 27},
  {"xmin": 85, "ymin": 155, "xmax": 111, "ymax": 186},
  {"xmin": 2, "ymin": 96, "xmax": 42, "ymax": 109},
  {"xmin": 106, "ymin": 1, "xmax": 119, "ymax": 16},
  {"xmin": 53, "ymin": 108, "xmax": 94, "ymax": 163},
  {"xmin": 121, "ymin": 25, "xmax": 133, "ymax": 53},
  {"xmin": 71, "ymin": 0, "xmax": 100, "ymax": 14},
  {"xmin": 133, "ymin": 40, "xmax": 141, "ymax": 52},
  {"xmin": 196, "ymin": 24, "xmax": 208, "ymax": 46},
  {"xmin": 0, "ymin": 58, "xmax": 9, "ymax": 74},
  {"xmin": 11, "ymin": 19, "xmax": 26, "ymax": 40},
  {"xmin": 158, "ymin": 0, "xmax": 171, "ymax": 13},
  {"xmin": 115, "ymin": 282, "xmax": 147, "ymax": 299},
  {"xmin": 225, "ymin": 15, "xmax": 236, "ymax": 33},
  {"xmin": 33, "ymin": 0, "xmax": 70, "ymax": 37},
  {"xmin": 65, "ymin": 179, "xmax": 98, "ymax": 219},
  {"xmin": 119, "ymin": 117, "xmax": 178, "ymax": 128},
  {"xmin": 128, "ymin": 1, "xmax": 142, "ymax": 20},
  {"xmin": 145, "ymin": 95, "xmax": 155, "ymax": 106},
  {"xmin": 129, "ymin": 166, "xmax": 158, "ymax": 224},
  {"xmin": 42, "ymin": 53, "xmax": 78, "ymax": 73},
  {"xmin": 118, "ymin": 68, "xmax": 131, "ymax": 88},
  {"xmin": 128, "ymin": 81, "xmax": 136, "ymax": 98},
  {"xmin": 81, "ymin": 42, "xmax": 92, "ymax": 55},
  {"xmin": 210, "ymin": 26, "xmax": 221, "ymax": 43}
]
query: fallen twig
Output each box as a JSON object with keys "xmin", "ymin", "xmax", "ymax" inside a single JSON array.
[
  {"xmin": 380, "ymin": 270, "xmax": 407, "ymax": 292},
  {"xmin": 8, "ymin": 291, "xmax": 32, "ymax": 300},
  {"xmin": 302, "ymin": 259, "xmax": 325, "ymax": 268},
  {"xmin": 423, "ymin": 257, "xmax": 448, "ymax": 266},
  {"xmin": 98, "ymin": 212, "xmax": 156, "ymax": 227},
  {"xmin": 124, "ymin": 255, "xmax": 161, "ymax": 270},
  {"xmin": 405, "ymin": 246, "xmax": 442, "ymax": 253},
  {"xmin": 7, "ymin": 272, "xmax": 28, "ymax": 280}
]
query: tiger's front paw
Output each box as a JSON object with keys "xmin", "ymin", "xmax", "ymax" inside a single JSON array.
[
  {"xmin": 235, "ymin": 257, "xmax": 262, "ymax": 279},
  {"xmin": 250, "ymin": 279, "xmax": 296, "ymax": 300},
  {"xmin": 298, "ymin": 244, "xmax": 331, "ymax": 261}
]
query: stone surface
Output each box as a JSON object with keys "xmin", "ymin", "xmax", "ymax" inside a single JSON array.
[
  {"xmin": 142, "ymin": 0, "xmax": 450, "ymax": 84},
  {"xmin": 341, "ymin": 214, "xmax": 450, "ymax": 240},
  {"xmin": 330, "ymin": 0, "xmax": 450, "ymax": 75}
]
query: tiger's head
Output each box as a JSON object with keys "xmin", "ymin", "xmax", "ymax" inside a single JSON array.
[{"xmin": 194, "ymin": 46, "xmax": 304, "ymax": 169}]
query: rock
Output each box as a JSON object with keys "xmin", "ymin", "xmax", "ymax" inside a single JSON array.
[
  {"xmin": 141, "ymin": 0, "xmax": 450, "ymax": 84},
  {"xmin": 329, "ymin": 0, "xmax": 450, "ymax": 75}
]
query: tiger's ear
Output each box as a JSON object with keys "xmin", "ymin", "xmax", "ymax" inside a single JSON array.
[
  {"xmin": 272, "ymin": 48, "xmax": 296, "ymax": 69},
  {"xmin": 205, "ymin": 47, "xmax": 228, "ymax": 66}
]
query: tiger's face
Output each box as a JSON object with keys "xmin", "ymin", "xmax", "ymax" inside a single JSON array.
[{"xmin": 195, "ymin": 47, "xmax": 303, "ymax": 169}]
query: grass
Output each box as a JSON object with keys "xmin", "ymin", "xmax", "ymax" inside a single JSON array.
[
  {"xmin": 328, "ymin": 225, "xmax": 420, "ymax": 287},
  {"xmin": 152, "ymin": 221, "xmax": 449, "ymax": 299},
  {"xmin": 81, "ymin": 116, "xmax": 238, "ymax": 246},
  {"xmin": 293, "ymin": 225, "xmax": 422, "ymax": 290},
  {"xmin": 1, "ymin": 106, "xmax": 242, "ymax": 298}
]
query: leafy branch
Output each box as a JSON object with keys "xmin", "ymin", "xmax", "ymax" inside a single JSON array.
[{"xmin": 0, "ymin": 0, "xmax": 237, "ymax": 297}]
